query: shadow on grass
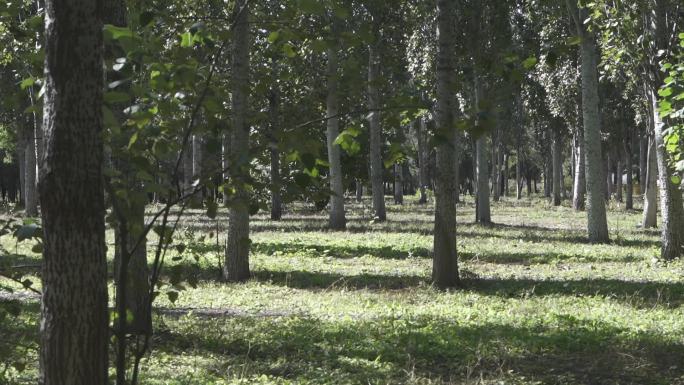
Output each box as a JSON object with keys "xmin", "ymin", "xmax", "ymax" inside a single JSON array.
[
  {"xmin": 252, "ymin": 241, "xmax": 431, "ymax": 260},
  {"xmin": 251, "ymin": 269, "xmax": 428, "ymax": 290},
  {"xmin": 153, "ymin": 312, "xmax": 684, "ymax": 385}
]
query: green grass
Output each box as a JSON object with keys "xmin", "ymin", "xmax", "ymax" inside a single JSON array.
[{"xmin": 2, "ymin": 195, "xmax": 684, "ymax": 384}]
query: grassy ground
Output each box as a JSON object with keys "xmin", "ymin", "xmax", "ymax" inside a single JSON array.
[{"xmin": 2, "ymin": 195, "xmax": 684, "ymax": 384}]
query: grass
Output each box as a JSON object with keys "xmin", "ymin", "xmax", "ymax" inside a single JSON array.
[{"xmin": 2, "ymin": 195, "xmax": 684, "ymax": 384}]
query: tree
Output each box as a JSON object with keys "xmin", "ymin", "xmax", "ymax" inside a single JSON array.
[
  {"xmin": 39, "ymin": 0, "xmax": 108, "ymax": 382},
  {"xmin": 432, "ymin": 0, "xmax": 459, "ymax": 288},
  {"xmin": 224, "ymin": 0, "xmax": 251, "ymax": 281},
  {"xmin": 367, "ymin": 15, "xmax": 387, "ymax": 222},
  {"xmin": 566, "ymin": 0, "xmax": 609, "ymax": 243},
  {"xmin": 326, "ymin": 15, "xmax": 346, "ymax": 230}
]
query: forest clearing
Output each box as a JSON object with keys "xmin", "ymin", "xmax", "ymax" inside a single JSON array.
[{"xmin": 1, "ymin": 0, "xmax": 684, "ymax": 384}]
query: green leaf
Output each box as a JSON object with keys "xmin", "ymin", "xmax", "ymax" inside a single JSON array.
[
  {"xmin": 180, "ymin": 31, "xmax": 194, "ymax": 48},
  {"xmin": 20, "ymin": 77, "xmax": 35, "ymax": 90},
  {"xmin": 522, "ymin": 56, "xmax": 538, "ymax": 70},
  {"xmin": 104, "ymin": 25, "xmax": 134, "ymax": 40},
  {"xmin": 282, "ymin": 43, "xmax": 296, "ymax": 58},
  {"xmin": 268, "ymin": 31, "xmax": 280, "ymax": 44}
]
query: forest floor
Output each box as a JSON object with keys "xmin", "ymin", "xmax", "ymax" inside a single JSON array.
[{"xmin": 2, "ymin": 196, "xmax": 684, "ymax": 384}]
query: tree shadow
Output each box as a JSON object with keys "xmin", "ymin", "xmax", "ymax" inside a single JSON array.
[
  {"xmin": 251, "ymin": 241, "xmax": 431, "ymax": 260},
  {"xmin": 251, "ymin": 269, "xmax": 428, "ymax": 290},
  {"xmin": 152, "ymin": 312, "xmax": 684, "ymax": 384}
]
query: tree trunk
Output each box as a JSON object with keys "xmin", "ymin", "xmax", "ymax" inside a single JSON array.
[
  {"xmin": 269, "ymin": 89, "xmax": 282, "ymax": 221},
  {"xmin": 605, "ymin": 154, "xmax": 613, "ymax": 201},
  {"xmin": 24, "ymin": 123, "xmax": 39, "ymax": 217},
  {"xmin": 17, "ymin": 128, "xmax": 26, "ymax": 207},
  {"xmin": 192, "ymin": 135, "xmax": 203, "ymax": 198},
  {"xmin": 224, "ymin": 0, "xmax": 251, "ymax": 282},
  {"xmin": 650, "ymin": 90, "xmax": 684, "ymax": 260},
  {"xmin": 474, "ymin": 77, "xmax": 490, "ymax": 224},
  {"xmin": 325, "ymin": 22, "xmax": 346, "ymax": 228},
  {"xmin": 432, "ymin": 0, "xmax": 459, "ymax": 288},
  {"xmin": 182, "ymin": 141, "xmax": 193, "ymax": 195},
  {"xmin": 552, "ymin": 129, "xmax": 562, "ymax": 206},
  {"xmin": 624, "ymin": 137, "xmax": 633, "ymax": 210},
  {"xmin": 417, "ymin": 119, "xmax": 428, "ymax": 204},
  {"xmin": 39, "ymin": 0, "xmax": 108, "ymax": 382},
  {"xmin": 569, "ymin": 2, "xmax": 610, "ymax": 242},
  {"xmin": 639, "ymin": 134, "xmax": 647, "ymax": 189},
  {"xmin": 491, "ymin": 133, "xmax": 500, "ymax": 202},
  {"xmin": 516, "ymin": 150, "xmax": 523, "ymax": 199},
  {"xmin": 355, "ymin": 179, "xmax": 363, "ymax": 202},
  {"xmin": 616, "ymin": 155, "xmax": 623, "ymax": 203},
  {"xmin": 573, "ymin": 129, "xmax": 586, "ymax": 210},
  {"xmin": 642, "ymin": 135, "xmax": 658, "ymax": 228},
  {"xmin": 368, "ymin": 39, "xmax": 386, "ymax": 221}
]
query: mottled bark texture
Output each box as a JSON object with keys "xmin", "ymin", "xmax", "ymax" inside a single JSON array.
[
  {"xmin": 39, "ymin": 0, "xmax": 108, "ymax": 383},
  {"xmin": 368, "ymin": 36, "xmax": 386, "ymax": 221},
  {"xmin": 224, "ymin": 0, "xmax": 251, "ymax": 281},
  {"xmin": 432, "ymin": 0, "xmax": 459, "ymax": 288},
  {"xmin": 326, "ymin": 20, "xmax": 346, "ymax": 229},
  {"xmin": 568, "ymin": 0, "xmax": 609, "ymax": 242}
]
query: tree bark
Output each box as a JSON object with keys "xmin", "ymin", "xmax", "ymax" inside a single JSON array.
[
  {"xmin": 432, "ymin": 0, "xmax": 459, "ymax": 288},
  {"xmin": 552, "ymin": 129, "xmax": 562, "ymax": 206},
  {"xmin": 642, "ymin": 135, "xmax": 658, "ymax": 228},
  {"xmin": 224, "ymin": 0, "xmax": 251, "ymax": 281},
  {"xmin": 39, "ymin": 0, "xmax": 108, "ymax": 383},
  {"xmin": 639, "ymin": 134, "xmax": 648, "ymax": 189},
  {"xmin": 269, "ymin": 89, "xmax": 282, "ymax": 221},
  {"xmin": 568, "ymin": 1, "xmax": 610, "ymax": 242},
  {"xmin": 368, "ymin": 37, "xmax": 386, "ymax": 221},
  {"xmin": 24, "ymin": 124, "xmax": 38, "ymax": 216},
  {"xmin": 474, "ymin": 76, "xmax": 490, "ymax": 224},
  {"xmin": 417, "ymin": 118, "xmax": 428, "ymax": 204},
  {"xmin": 325, "ymin": 20, "xmax": 346, "ymax": 228},
  {"xmin": 650, "ymin": 90, "xmax": 684, "ymax": 260},
  {"xmin": 624, "ymin": 137, "xmax": 633, "ymax": 210},
  {"xmin": 572, "ymin": 129, "xmax": 586, "ymax": 210}
]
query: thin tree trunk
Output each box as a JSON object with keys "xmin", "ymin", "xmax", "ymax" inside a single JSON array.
[
  {"xmin": 624, "ymin": 137, "xmax": 633, "ymax": 210},
  {"xmin": 433, "ymin": 0, "xmax": 459, "ymax": 288},
  {"xmin": 474, "ymin": 77, "xmax": 490, "ymax": 224},
  {"xmin": 224, "ymin": 0, "xmax": 251, "ymax": 282},
  {"xmin": 573, "ymin": 129, "xmax": 586, "ymax": 210},
  {"xmin": 642, "ymin": 135, "xmax": 658, "ymax": 228},
  {"xmin": 269, "ymin": 89, "xmax": 282, "ymax": 220},
  {"xmin": 568, "ymin": 1, "xmax": 610, "ymax": 242},
  {"xmin": 192, "ymin": 135, "xmax": 203, "ymax": 198},
  {"xmin": 492, "ymin": 132, "xmax": 500, "ymax": 202},
  {"xmin": 368, "ymin": 39, "xmax": 386, "ymax": 221},
  {"xmin": 39, "ymin": 0, "xmax": 108, "ymax": 382},
  {"xmin": 355, "ymin": 179, "xmax": 363, "ymax": 202},
  {"xmin": 417, "ymin": 119, "xmax": 428, "ymax": 204},
  {"xmin": 24, "ymin": 120, "xmax": 38, "ymax": 217},
  {"xmin": 552, "ymin": 129, "xmax": 562, "ymax": 206},
  {"xmin": 516, "ymin": 150, "xmax": 522, "ymax": 199},
  {"xmin": 639, "ymin": 133, "xmax": 648, "ymax": 189},
  {"xmin": 326, "ymin": 21, "xmax": 346, "ymax": 228},
  {"xmin": 616, "ymin": 155, "xmax": 623, "ymax": 203}
]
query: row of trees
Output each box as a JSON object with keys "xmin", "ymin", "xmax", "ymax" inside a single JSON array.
[{"xmin": 0, "ymin": 0, "xmax": 682, "ymax": 383}]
